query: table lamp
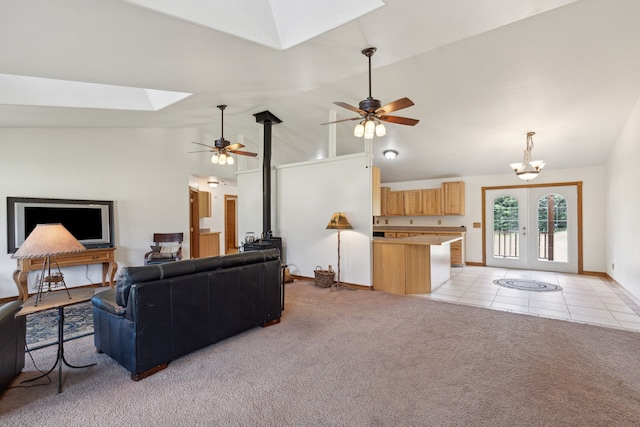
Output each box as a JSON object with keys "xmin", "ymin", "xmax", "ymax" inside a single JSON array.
[
  {"xmin": 12, "ymin": 223, "xmax": 87, "ymax": 306},
  {"xmin": 326, "ymin": 212, "xmax": 352, "ymax": 290}
]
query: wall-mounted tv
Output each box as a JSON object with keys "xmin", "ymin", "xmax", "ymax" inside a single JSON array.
[{"xmin": 7, "ymin": 197, "xmax": 115, "ymax": 253}]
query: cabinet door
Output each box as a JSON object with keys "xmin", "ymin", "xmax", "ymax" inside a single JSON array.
[
  {"xmin": 198, "ymin": 191, "xmax": 211, "ymax": 218},
  {"xmin": 372, "ymin": 167, "xmax": 381, "ymax": 216},
  {"xmin": 386, "ymin": 191, "xmax": 405, "ymax": 216},
  {"xmin": 380, "ymin": 187, "xmax": 390, "ymax": 216},
  {"xmin": 403, "ymin": 190, "xmax": 423, "ymax": 215},
  {"xmin": 442, "ymin": 181, "xmax": 465, "ymax": 215},
  {"xmin": 421, "ymin": 188, "xmax": 442, "ymax": 215}
]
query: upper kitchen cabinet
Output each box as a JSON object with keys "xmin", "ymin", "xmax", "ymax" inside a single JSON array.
[{"xmin": 442, "ymin": 181, "xmax": 465, "ymax": 215}]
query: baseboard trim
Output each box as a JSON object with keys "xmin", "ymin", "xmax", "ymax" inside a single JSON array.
[{"xmin": 291, "ymin": 275, "xmax": 373, "ymax": 291}]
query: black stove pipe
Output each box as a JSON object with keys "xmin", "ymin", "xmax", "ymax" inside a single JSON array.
[{"xmin": 253, "ymin": 111, "xmax": 282, "ymax": 237}]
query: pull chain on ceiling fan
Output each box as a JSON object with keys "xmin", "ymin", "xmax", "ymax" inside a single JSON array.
[
  {"xmin": 321, "ymin": 47, "xmax": 419, "ymax": 141},
  {"xmin": 189, "ymin": 105, "xmax": 257, "ymax": 165}
]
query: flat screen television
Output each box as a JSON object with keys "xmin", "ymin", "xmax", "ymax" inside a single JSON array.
[{"xmin": 7, "ymin": 197, "xmax": 115, "ymax": 253}]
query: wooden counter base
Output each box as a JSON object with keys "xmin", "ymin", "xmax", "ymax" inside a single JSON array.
[{"xmin": 373, "ymin": 236, "xmax": 459, "ymax": 295}]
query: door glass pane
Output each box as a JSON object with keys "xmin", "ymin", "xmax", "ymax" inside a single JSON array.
[
  {"xmin": 537, "ymin": 193, "xmax": 568, "ymax": 262},
  {"xmin": 493, "ymin": 196, "xmax": 519, "ymax": 258}
]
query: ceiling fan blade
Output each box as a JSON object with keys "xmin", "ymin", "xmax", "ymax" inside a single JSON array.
[
  {"xmin": 320, "ymin": 117, "xmax": 362, "ymax": 125},
  {"xmin": 333, "ymin": 102, "xmax": 366, "ymax": 115},
  {"xmin": 376, "ymin": 97, "xmax": 414, "ymax": 115},
  {"xmin": 227, "ymin": 143, "xmax": 245, "ymax": 151},
  {"xmin": 229, "ymin": 150, "xmax": 258, "ymax": 157},
  {"xmin": 191, "ymin": 141, "xmax": 213, "ymax": 149},
  {"xmin": 188, "ymin": 150, "xmax": 213, "ymax": 153},
  {"xmin": 378, "ymin": 115, "xmax": 420, "ymax": 126}
]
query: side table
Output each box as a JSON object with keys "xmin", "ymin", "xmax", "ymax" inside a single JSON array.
[{"xmin": 17, "ymin": 287, "xmax": 97, "ymax": 393}]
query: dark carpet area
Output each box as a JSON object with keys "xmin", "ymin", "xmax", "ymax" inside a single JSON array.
[{"xmin": 25, "ymin": 302, "xmax": 93, "ymax": 350}]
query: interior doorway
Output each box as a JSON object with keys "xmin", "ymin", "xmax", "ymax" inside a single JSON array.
[
  {"xmin": 225, "ymin": 195, "xmax": 238, "ymax": 254},
  {"xmin": 483, "ymin": 182, "xmax": 582, "ymax": 273},
  {"xmin": 189, "ymin": 187, "xmax": 200, "ymax": 259}
]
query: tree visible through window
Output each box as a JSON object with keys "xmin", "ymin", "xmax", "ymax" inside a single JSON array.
[
  {"xmin": 493, "ymin": 195, "xmax": 519, "ymax": 258},
  {"xmin": 537, "ymin": 193, "xmax": 567, "ymax": 261}
]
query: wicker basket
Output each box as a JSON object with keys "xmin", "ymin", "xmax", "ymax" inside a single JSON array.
[{"xmin": 314, "ymin": 266, "xmax": 335, "ymax": 288}]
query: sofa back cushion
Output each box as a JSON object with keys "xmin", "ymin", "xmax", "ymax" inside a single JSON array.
[{"xmin": 115, "ymin": 248, "xmax": 280, "ymax": 307}]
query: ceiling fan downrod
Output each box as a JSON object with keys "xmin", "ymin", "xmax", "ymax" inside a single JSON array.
[{"xmin": 362, "ymin": 47, "xmax": 376, "ymax": 100}]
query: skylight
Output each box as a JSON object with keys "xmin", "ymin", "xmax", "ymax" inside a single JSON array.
[
  {"xmin": 0, "ymin": 74, "xmax": 192, "ymax": 111},
  {"xmin": 122, "ymin": 0, "xmax": 385, "ymax": 50}
]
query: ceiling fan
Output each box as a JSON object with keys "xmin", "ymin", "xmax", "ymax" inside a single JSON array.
[
  {"xmin": 190, "ymin": 105, "xmax": 257, "ymax": 165},
  {"xmin": 321, "ymin": 47, "xmax": 419, "ymax": 139}
]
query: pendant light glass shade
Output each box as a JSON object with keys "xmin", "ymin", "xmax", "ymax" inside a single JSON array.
[
  {"xmin": 510, "ymin": 131, "xmax": 545, "ymax": 181},
  {"xmin": 354, "ymin": 122, "xmax": 365, "ymax": 137},
  {"xmin": 211, "ymin": 153, "xmax": 219, "ymax": 164},
  {"xmin": 375, "ymin": 122, "xmax": 386, "ymax": 137}
]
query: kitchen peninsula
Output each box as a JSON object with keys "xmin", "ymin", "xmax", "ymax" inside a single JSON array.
[{"xmin": 373, "ymin": 235, "xmax": 462, "ymax": 295}]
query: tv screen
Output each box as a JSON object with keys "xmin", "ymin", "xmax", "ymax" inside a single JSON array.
[
  {"xmin": 24, "ymin": 206, "xmax": 103, "ymax": 240},
  {"xmin": 7, "ymin": 197, "xmax": 114, "ymax": 253}
]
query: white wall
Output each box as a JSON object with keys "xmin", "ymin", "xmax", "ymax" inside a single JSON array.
[
  {"xmin": 238, "ymin": 153, "xmax": 373, "ymax": 286},
  {"xmin": 606, "ymin": 96, "xmax": 640, "ymax": 300},
  {"xmin": 379, "ymin": 166, "xmax": 607, "ymax": 273},
  {"xmin": 0, "ymin": 128, "xmax": 227, "ymax": 299}
]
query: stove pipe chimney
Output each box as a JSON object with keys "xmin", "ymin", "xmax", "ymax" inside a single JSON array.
[{"xmin": 253, "ymin": 111, "xmax": 282, "ymax": 237}]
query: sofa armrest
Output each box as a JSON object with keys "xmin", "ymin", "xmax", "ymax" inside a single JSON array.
[{"xmin": 91, "ymin": 288, "xmax": 126, "ymax": 317}]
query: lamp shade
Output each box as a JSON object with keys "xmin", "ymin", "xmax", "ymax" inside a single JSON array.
[
  {"xmin": 326, "ymin": 212, "xmax": 353, "ymax": 230},
  {"xmin": 12, "ymin": 223, "xmax": 87, "ymax": 259}
]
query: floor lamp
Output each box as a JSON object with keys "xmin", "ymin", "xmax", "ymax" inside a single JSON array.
[
  {"xmin": 11, "ymin": 223, "xmax": 87, "ymax": 306},
  {"xmin": 326, "ymin": 212, "xmax": 352, "ymax": 290}
]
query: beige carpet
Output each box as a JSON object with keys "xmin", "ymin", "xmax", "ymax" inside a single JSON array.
[{"xmin": 2, "ymin": 280, "xmax": 640, "ymax": 426}]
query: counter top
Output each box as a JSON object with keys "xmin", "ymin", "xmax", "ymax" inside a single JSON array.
[
  {"xmin": 373, "ymin": 235, "xmax": 463, "ymax": 246},
  {"xmin": 373, "ymin": 225, "xmax": 466, "ymax": 233}
]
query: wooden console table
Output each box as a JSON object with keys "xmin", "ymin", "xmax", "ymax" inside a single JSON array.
[{"xmin": 13, "ymin": 247, "xmax": 117, "ymax": 301}]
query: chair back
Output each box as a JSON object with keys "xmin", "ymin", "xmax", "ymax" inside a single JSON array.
[{"xmin": 153, "ymin": 233, "xmax": 183, "ymax": 244}]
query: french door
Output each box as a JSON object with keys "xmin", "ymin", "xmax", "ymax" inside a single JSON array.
[{"xmin": 485, "ymin": 185, "xmax": 578, "ymax": 273}]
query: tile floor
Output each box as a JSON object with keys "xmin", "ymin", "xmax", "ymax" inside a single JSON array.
[{"xmin": 419, "ymin": 266, "xmax": 640, "ymax": 332}]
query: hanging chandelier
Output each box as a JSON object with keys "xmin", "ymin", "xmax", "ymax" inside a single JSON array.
[{"xmin": 510, "ymin": 131, "xmax": 545, "ymax": 181}]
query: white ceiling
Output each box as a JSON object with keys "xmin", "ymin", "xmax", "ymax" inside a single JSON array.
[{"xmin": 2, "ymin": 0, "xmax": 640, "ymax": 183}]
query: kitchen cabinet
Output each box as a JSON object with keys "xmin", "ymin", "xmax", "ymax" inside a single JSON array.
[
  {"xmin": 403, "ymin": 190, "xmax": 423, "ymax": 215},
  {"xmin": 380, "ymin": 187, "xmax": 390, "ymax": 216},
  {"xmin": 378, "ymin": 182, "xmax": 464, "ymax": 217},
  {"xmin": 199, "ymin": 231, "xmax": 220, "ymax": 257},
  {"xmin": 198, "ymin": 191, "xmax": 211, "ymax": 218},
  {"xmin": 421, "ymin": 188, "xmax": 442, "ymax": 216},
  {"xmin": 386, "ymin": 191, "xmax": 405, "ymax": 216},
  {"xmin": 372, "ymin": 167, "xmax": 381, "ymax": 216},
  {"xmin": 442, "ymin": 181, "xmax": 465, "ymax": 215}
]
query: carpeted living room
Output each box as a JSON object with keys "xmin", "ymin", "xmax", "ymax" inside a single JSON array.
[
  {"xmin": 3, "ymin": 278, "xmax": 640, "ymax": 425},
  {"xmin": 3, "ymin": 1, "xmax": 640, "ymax": 426}
]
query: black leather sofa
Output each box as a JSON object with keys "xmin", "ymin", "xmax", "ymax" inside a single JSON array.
[
  {"xmin": 92, "ymin": 249, "xmax": 282, "ymax": 380},
  {"xmin": 0, "ymin": 300, "xmax": 26, "ymax": 393}
]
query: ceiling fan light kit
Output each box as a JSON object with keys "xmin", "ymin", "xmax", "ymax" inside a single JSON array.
[
  {"xmin": 322, "ymin": 47, "xmax": 418, "ymax": 142},
  {"xmin": 510, "ymin": 131, "xmax": 545, "ymax": 181},
  {"xmin": 190, "ymin": 105, "xmax": 257, "ymax": 166}
]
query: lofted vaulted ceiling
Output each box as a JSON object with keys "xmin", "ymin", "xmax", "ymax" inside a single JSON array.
[{"xmin": 2, "ymin": 0, "xmax": 640, "ymax": 183}]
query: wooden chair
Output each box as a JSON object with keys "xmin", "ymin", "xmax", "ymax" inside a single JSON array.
[{"xmin": 144, "ymin": 233, "xmax": 184, "ymax": 265}]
